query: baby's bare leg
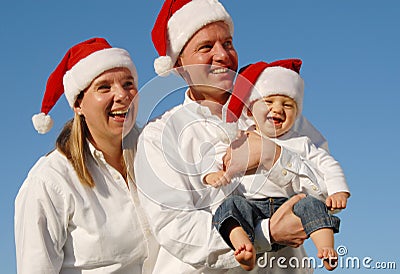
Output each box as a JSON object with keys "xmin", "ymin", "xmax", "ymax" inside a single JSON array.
[
  {"xmin": 227, "ymin": 222, "xmax": 256, "ymax": 271},
  {"xmin": 310, "ymin": 228, "xmax": 338, "ymax": 271}
]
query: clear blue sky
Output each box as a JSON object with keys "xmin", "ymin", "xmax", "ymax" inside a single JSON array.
[{"xmin": 1, "ymin": 1, "xmax": 399, "ymax": 273}]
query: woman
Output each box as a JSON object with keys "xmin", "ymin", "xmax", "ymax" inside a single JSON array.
[{"xmin": 15, "ymin": 37, "xmax": 157, "ymax": 273}]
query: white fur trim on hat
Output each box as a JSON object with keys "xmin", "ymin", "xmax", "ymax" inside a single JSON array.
[
  {"xmin": 249, "ymin": 67, "xmax": 305, "ymax": 115},
  {"xmin": 63, "ymin": 48, "xmax": 138, "ymax": 107},
  {"xmin": 155, "ymin": 0, "xmax": 234, "ymax": 76},
  {"xmin": 32, "ymin": 112, "xmax": 54, "ymax": 134}
]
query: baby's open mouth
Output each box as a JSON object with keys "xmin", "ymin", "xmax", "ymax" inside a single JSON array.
[{"xmin": 267, "ymin": 116, "xmax": 283, "ymax": 124}]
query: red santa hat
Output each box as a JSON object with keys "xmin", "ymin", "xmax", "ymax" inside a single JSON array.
[
  {"xmin": 227, "ymin": 59, "xmax": 304, "ymax": 123},
  {"xmin": 151, "ymin": 0, "xmax": 234, "ymax": 76},
  {"xmin": 32, "ymin": 37, "xmax": 138, "ymax": 134}
]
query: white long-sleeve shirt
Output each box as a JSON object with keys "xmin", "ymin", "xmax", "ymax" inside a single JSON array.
[
  {"xmin": 15, "ymin": 143, "xmax": 158, "ymax": 274},
  {"xmin": 204, "ymin": 129, "xmax": 349, "ymax": 201},
  {"xmin": 272, "ymin": 131, "xmax": 349, "ymax": 200},
  {"xmin": 134, "ymin": 93, "xmax": 313, "ymax": 273}
]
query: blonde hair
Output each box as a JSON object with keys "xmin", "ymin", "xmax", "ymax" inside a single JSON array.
[
  {"xmin": 56, "ymin": 113, "xmax": 95, "ymax": 187},
  {"xmin": 56, "ymin": 112, "xmax": 141, "ymax": 188},
  {"xmin": 122, "ymin": 124, "xmax": 141, "ymax": 184}
]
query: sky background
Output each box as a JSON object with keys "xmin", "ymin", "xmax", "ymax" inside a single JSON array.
[{"xmin": 1, "ymin": 1, "xmax": 399, "ymax": 273}]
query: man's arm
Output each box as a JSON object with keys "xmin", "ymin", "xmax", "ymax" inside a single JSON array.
[{"xmin": 134, "ymin": 125, "xmax": 237, "ymax": 269}]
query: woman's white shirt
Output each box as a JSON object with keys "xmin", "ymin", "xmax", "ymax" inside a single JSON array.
[{"xmin": 15, "ymin": 143, "xmax": 157, "ymax": 274}]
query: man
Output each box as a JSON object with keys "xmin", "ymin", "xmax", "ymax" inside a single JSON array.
[{"xmin": 134, "ymin": 0, "xmax": 313, "ymax": 272}]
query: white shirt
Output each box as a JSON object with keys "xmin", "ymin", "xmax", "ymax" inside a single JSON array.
[
  {"xmin": 15, "ymin": 143, "xmax": 158, "ymax": 274},
  {"xmin": 272, "ymin": 130, "xmax": 349, "ymax": 200},
  {"xmin": 134, "ymin": 93, "xmax": 313, "ymax": 273},
  {"xmin": 205, "ymin": 129, "xmax": 349, "ymax": 201}
]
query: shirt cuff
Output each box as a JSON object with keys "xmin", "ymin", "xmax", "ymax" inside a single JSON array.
[{"xmin": 254, "ymin": 219, "xmax": 272, "ymax": 253}]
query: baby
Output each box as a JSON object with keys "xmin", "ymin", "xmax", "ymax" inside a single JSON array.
[{"xmin": 205, "ymin": 59, "xmax": 350, "ymax": 271}]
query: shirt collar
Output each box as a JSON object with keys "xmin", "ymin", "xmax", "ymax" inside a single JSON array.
[
  {"xmin": 87, "ymin": 140, "xmax": 106, "ymax": 164},
  {"xmin": 182, "ymin": 89, "xmax": 230, "ymax": 120}
]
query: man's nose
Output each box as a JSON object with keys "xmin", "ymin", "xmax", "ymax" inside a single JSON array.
[{"xmin": 212, "ymin": 42, "xmax": 229, "ymax": 62}]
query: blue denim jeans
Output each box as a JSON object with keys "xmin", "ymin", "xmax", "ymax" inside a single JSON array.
[{"xmin": 212, "ymin": 195, "xmax": 340, "ymax": 251}]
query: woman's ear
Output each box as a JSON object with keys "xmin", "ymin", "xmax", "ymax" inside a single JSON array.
[{"xmin": 73, "ymin": 100, "xmax": 83, "ymax": 116}]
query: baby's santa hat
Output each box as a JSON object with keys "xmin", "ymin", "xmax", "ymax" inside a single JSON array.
[
  {"xmin": 227, "ymin": 58, "xmax": 304, "ymax": 124},
  {"xmin": 151, "ymin": 0, "xmax": 234, "ymax": 76},
  {"xmin": 32, "ymin": 37, "xmax": 138, "ymax": 134}
]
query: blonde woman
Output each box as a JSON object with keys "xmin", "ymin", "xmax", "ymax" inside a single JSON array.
[{"xmin": 15, "ymin": 37, "xmax": 157, "ymax": 274}]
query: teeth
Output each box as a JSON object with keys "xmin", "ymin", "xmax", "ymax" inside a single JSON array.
[
  {"xmin": 211, "ymin": 68, "xmax": 228, "ymax": 74},
  {"xmin": 110, "ymin": 110, "xmax": 128, "ymax": 115},
  {"xmin": 268, "ymin": 117, "xmax": 282, "ymax": 122}
]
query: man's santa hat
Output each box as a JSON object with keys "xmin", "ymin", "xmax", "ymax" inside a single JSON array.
[
  {"xmin": 151, "ymin": 0, "xmax": 234, "ymax": 76},
  {"xmin": 226, "ymin": 59, "xmax": 304, "ymax": 124},
  {"xmin": 32, "ymin": 37, "xmax": 138, "ymax": 134}
]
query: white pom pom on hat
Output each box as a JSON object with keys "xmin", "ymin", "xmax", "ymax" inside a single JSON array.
[
  {"xmin": 154, "ymin": 56, "xmax": 174, "ymax": 76},
  {"xmin": 151, "ymin": 0, "xmax": 234, "ymax": 76},
  {"xmin": 32, "ymin": 37, "xmax": 138, "ymax": 134},
  {"xmin": 32, "ymin": 112, "xmax": 54, "ymax": 134}
]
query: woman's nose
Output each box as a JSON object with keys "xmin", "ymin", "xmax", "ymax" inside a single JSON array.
[{"xmin": 114, "ymin": 85, "xmax": 131, "ymax": 101}]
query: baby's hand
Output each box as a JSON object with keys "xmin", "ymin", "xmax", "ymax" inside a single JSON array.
[
  {"xmin": 325, "ymin": 192, "xmax": 350, "ymax": 210},
  {"xmin": 204, "ymin": 170, "xmax": 231, "ymax": 188}
]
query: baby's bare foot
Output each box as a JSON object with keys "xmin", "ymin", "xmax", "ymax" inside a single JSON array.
[
  {"xmin": 234, "ymin": 243, "xmax": 256, "ymax": 271},
  {"xmin": 318, "ymin": 247, "xmax": 338, "ymax": 271}
]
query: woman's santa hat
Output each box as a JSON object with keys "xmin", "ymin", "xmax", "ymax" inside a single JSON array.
[
  {"xmin": 32, "ymin": 37, "xmax": 138, "ymax": 134},
  {"xmin": 151, "ymin": 0, "xmax": 234, "ymax": 76},
  {"xmin": 227, "ymin": 59, "xmax": 304, "ymax": 124}
]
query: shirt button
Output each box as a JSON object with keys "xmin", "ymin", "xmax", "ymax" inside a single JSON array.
[
  {"xmin": 281, "ymin": 169, "xmax": 288, "ymax": 176},
  {"xmin": 312, "ymin": 185, "xmax": 319, "ymax": 191},
  {"xmin": 221, "ymin": 135, "xmax": 229, "ymax": 144},
  {"xmin": 287, "ymin": 162, "xmax": 292, "ymax": 168},
  {"xmin": 262, "ymin": 169, "xmax": 268, "ymax": 175},
  {"xmin": 113, "ymin": 172, "xmax": 120, "ymax": 180}
]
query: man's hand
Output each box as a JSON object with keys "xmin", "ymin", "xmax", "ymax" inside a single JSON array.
[{"xmin": 269, "ymin": 194, "xmax": 307, "ymax": 247}]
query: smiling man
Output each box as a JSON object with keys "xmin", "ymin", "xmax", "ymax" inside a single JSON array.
[{"xmin": 134, "ymin": 0, "xmax": 313, "ymax": 273}]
